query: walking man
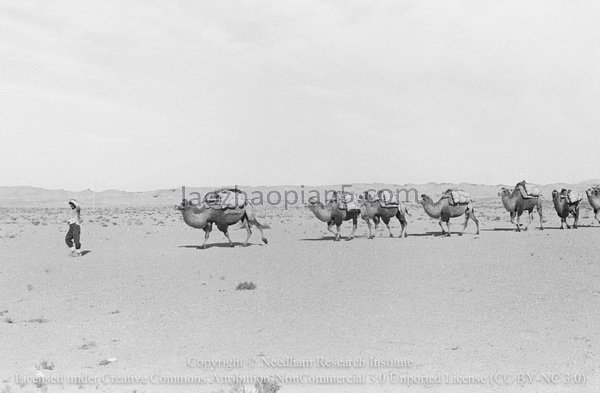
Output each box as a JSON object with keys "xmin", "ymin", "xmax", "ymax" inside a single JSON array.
[{"xmin": 66, "ymin": 199, "xmax": 82, "ymax": 257}]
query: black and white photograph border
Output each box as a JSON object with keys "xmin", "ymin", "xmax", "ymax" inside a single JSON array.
[{"xmin": 1, "ymin": 1, "xmax": 599, "ymax": 393}]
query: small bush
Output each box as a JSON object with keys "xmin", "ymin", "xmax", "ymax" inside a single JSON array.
[
  {"xmin": 255, "ymin": 380, "xmax": 281, "ymax": 393},
  {"xmin": 235, "ymin": 282, "xmax": 256, "ymax": 291},
  {"xmin": 37, "ymin": 360, "xmax": 55, "ymax": 370}
]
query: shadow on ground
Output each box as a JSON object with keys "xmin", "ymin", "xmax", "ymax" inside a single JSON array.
[
  {"xmin": 299, "ymin": 236, "xmax": 366, "ymax": 241},
  {"xmin": 178, "ymin": 243, "xmax": 262, "ymax": 249}
]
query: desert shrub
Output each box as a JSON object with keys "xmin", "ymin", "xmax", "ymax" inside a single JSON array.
[{"xmin": 235, "ymin": 281, "xmax": 256, "ymax": 290}]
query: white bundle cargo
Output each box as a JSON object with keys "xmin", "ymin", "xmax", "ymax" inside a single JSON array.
[
  {"xmin": 445, "ymin": 189, "xmax": 470, "ymax": 205},
  {"xmin": 517, "ymin": 181, "xmax": 540, "ymax": 198},
  {"xmin": 567, "ymin": 190, "xmax": 583, "ymax": 204},
  {"xmin": 378, "ymin": 190, "xmax": 399, "ymax": 206},
  {"xmin": 204, "ymin": 188, "xmax": 246, "ymax": 209}
]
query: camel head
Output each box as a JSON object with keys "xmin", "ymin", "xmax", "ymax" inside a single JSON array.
[
  {"xmin": 419, "ymin": 194, "xmax": 433, "ymax": 205},
  {"xmin": 498, "ymin": 187, "xmax": 512, "ymax": 197},
  {"xmin": 174, "ymin": 198, "xmax": 204, "ymax": 212},
  {"xmin": 304, "ymin": 196, "xmax": 323, "ymax": 209},
  {"xmin": 560, "ymin": 188, "xmax": 569, "ymax": 198},
  {"xmin": 362, "ymin": 190, "xmax": 377, "ymax": 202},
  {"xmin": 552, "ymin": 189, "xmax": 569, "ymax": 200},
  {"xmin": 586, "ymin": 186, "xmax": 600, "ymax": 197},
  {"xmin": 174, "ymin": 199, "xmax": 189, "ymax": 211},
  {"xmin": 175, "ymin": 198, "xmax": 200, "ymax": 211}
]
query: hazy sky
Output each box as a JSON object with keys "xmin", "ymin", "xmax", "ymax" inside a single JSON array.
[{"xmin": 1, "ymin": 0, "xmax": 599, "ymax": 191}]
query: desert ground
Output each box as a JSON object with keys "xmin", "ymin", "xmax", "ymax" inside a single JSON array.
[{"xmin": 1, "ymin": 192, "xmax": 599, "ymax": 393}]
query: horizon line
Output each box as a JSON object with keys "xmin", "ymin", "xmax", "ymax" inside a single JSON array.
[{"xmin": 2, "ymin": 179, "xmax": 600, "ymax": 194}]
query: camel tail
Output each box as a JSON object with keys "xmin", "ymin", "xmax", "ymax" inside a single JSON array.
[
  {"xmin": 243, "ymin": 210, "xmax": 270, "ymax": 230},
  {"xmin": 242, "ymin": 207, "xmax": 269, "ymax": 244},
  {"xmin": 253, "ymin": 219, "xmax": 270, "ymax": 230}
]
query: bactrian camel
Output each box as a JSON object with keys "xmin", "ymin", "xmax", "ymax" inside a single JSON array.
[
  {"xmin": 305, "ymin": 196, "xmax": 360, "ymax": 241},
  {"xmin": 359, "ymin": 193, "xmax": 409, "ymax": 239},
  {"xmin": 551, "ymin": 189, "xmax": 580, "ymax": 229},
  {"xmin": 586, "ymin": 186, "xmax": 600, "ymax": 225},
  {"xmin": 419, "ymin": 193, "xmax": 480, "ymax": 236},
  {"xmin": 175, "ymin": 198, "xmax": 268, "ymax": 248},
  {"xmin": 498, "ymin": 187, "xmax": 544, "ymax": 231}
]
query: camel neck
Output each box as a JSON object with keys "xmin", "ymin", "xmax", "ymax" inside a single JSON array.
[
  {"xmin": 362, "ymin": 200, "xmax": 377, "ymax": 210},
  {"xmin": 181, "ymin": 206, "xmax": 208, "ymax": 227},
  {"xmin": 309, "ymin": 204, "xmax": 332, "ymax": 222},
  {"xmin": 423, "ymin": 198, "xmax": 443, "ymax": 217},
  {"xmin": 553, "ymin": 195, "xmax": 566, "ymax": 210},
  {"xmin": 501, "ymin": 193, "xmax": 514, "ymax": 210}
]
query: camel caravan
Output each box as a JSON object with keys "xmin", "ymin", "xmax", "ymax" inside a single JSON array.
[
  {"xmin": 175, "ymin": 181, "xmax": 600, "ymax": 246},
  {"xmin": 305, "ymin": 190, "xmax": 409, "ymax": 241}
]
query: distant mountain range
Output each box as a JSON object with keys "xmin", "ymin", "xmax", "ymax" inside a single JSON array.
[{"xmin": 1, "ymin": 181, "xmax": 599, "ymax": 207}]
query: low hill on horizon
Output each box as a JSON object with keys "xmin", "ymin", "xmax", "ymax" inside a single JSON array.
[{"xmin": 1, "ymin": 181, "xmax": 598, "ymax": 208}]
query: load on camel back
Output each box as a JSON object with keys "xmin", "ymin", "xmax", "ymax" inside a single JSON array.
[
  {"xmin": 442, "ymin": 188, "xmax": 471, "ymax": 206},
  {"xmin": 203, "ymin": 188, "xmax": 247, "ymax": 209},
  {"xmin": 515, "ymin": 180, "xmax": 541, "ymax": 199},
  {"xmin": 565, "ymin": 189, "xmax": 583, "ymax": 204},
  {"xmin": 329, "ymin": 191, "xmax": 362, "ymax": 211},
  {"xmin": 363, "ymin": 189, "xmax": 400, "ymax": 207}
]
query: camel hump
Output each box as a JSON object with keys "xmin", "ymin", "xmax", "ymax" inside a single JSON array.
[
  {"xmin": 378, "ymin": 190, "xmax": 399, "ymax": 206},
  {"xmin": 204, "ymin": 188, "xmax": 247, "ymax": 209},
  {"xmin": 566, "ymin": 189, "xmax": 583, "ymax": 204},
  {"xmin": 335, "ymin": 191, "xmax": 361, "ymax": 211},
  {"xmin": 443, "ymin": 188, "xmax": 471, "ymax": 205},
  {"xmin": 364, "ymin": 190, "xmax": 378, "ymax": 202},
  {"xmin": 516, "ymin": 180, "xmax": 540, "ymax": 198}
]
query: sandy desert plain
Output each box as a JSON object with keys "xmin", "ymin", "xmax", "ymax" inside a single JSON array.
[{"xmin": 0, "ymin": 183, "xmax": 599, "ymax": 393}]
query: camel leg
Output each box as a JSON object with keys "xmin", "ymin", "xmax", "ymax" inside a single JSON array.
[
  {"xmin": 384, "ymin": 222, "xmax": 393, "ymax": 237},
  {"xmin": 327, "ymin": 221, "xmax": 336, "ymax": 237},
  {"xmin": 445, "ymin": 220, "xmax": 451, "ymax": 237},
  {"xmin": 245, "ymin": 211, "xmax": 268, "ymax": 244},
  {"xmin": 382, "ymin": 217, "xmax": 393, "ymax": 238},
  {"xmin": 461, "ymin": 213, "xmax": 469, "ymax": 234},
  {"xmin": 201, "ymin": 224, "xmax": 212, "ymax": 249},
  {"xmin": 470, "ymin": 207, "xmax": 480, "ymax": 236},
  {"xmin": 509, "ymin": 212, "xmax": 517, "ymax": 226},
  {"xmin": 573, "ymin": 207, "xmax": 579, "ymax": 229},
  {"xmin": 594, "ymin": 209, "xmax": 600, "ymax": 225},
  {"xmin": 257, "ymin": 224, "xmax": 268, "ymax": 244},
  {"xmin": 438, "ymin": 220, "xmax": 446, "ymax": 236},
  {"xmin": 223, "ymin": 231, "xmax": 234, "ymax": 247},
  {"xmin": 537, "ymin": 203, "xmax": 544, "ymax": 230},
  {"xmin": 526, "ymin": 211, "xmax": 534, "ymax": 231},
  {"xmin": 521, "ymin": 209, "xmax": 531, "ymax": 231},
  {"xmin": 365, "ymin": 218, "xmax": 374, "ymax": 239},
  {"xmin": 396, "ymin": 211, "xmax": 407, "ymax": 238},
  {"xmin": 250, "ymin": 219, "xmax": 268, "ymax": 244},
  {"xmin": 243, "ymin": 218, "xmax": 252, "ymax": 246},
  {"xmin": 560, "ymin": 218, "xmax": 565, "ymax": 230},
  {"xmin": 334, "ymin": 224, "xmax": 341, "ymax": 241},
  {"xmin": 515, "ymin": 211, "xmax": 522, "ymax": 232},
  {"xmin": 373, "ymin": 216, "xmax": 380, "ymax": 234},
  {"xmin": 346, "ymin": 216, "xmax": 357, "ymax": 241}
]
